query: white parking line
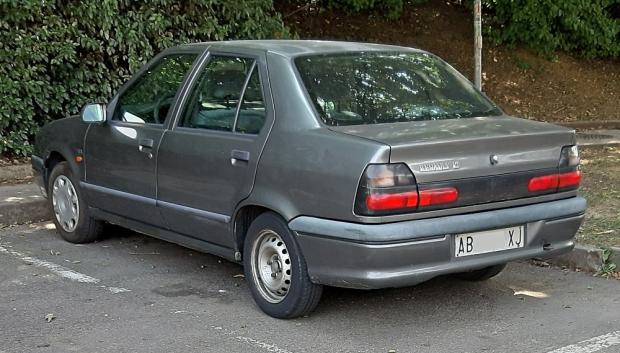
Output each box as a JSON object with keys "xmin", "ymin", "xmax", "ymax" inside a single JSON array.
[
  {"xmin": 235, "ymin": 336, "xmax": 295, "ymax": 353},
  {"xmin": 0, "ymin": 244, "xmax": 130, "ymax": 294},
  {"xmin": 546, "ymin": 331, "xmax": 620, "ymax": 353},
  {"xmin": 211, "ymin": 326, "xmax": 295, "ymax": 353}
]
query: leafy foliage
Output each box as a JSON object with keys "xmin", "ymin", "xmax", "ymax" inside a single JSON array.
[
  {"xmin": 480, "ymin": 0, "xmax": 620, "ymax": 58},
  {"xmin": 0, "ymin": 0, "xmax": 289, "ymax": 156},
  {"xmin": 288, "ymin": 0, "xmax": 619, "ymax": 57},
  {"xmin": 596, "ymin": 248, "xmax": 618, "ymax": 277},
  {"xmin": 284, "ymin": 0, "xmax": 409, "ymax": 19},
  {"xmin": 459, "ymin": 0, "xmax": 620, "ymax": 58}
]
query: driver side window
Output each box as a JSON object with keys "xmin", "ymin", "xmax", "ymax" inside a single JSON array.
[{"xmin": 113, "ymin": 54, "xmax": 197, "ymax": 124}]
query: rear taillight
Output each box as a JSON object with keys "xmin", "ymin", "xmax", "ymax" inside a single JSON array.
[
  {"xmin": 355, "ymin": 164, "xmax": 458, "ymax": 216},
  {"xmin": 528, "ymin": 170, "xmax": 581, "ymax": 192},
  {"xmin": 558, "ymin": 170, "xmax": 581, "ymax": 188},
  {"xmin": 418, "ymin": 187, "xmax": 459, "ymax": 207},
  {"xmin": 559, "ymin": 145, "xmax": 580, "ymax": 168},
  {"xmin": 528, "ymin": 146, "xmax": 581, "ymax": 193},
  {"xmin": 528, "ymin": 174, "xmax": 559, "ymax": 192},
  {"xmin": 366, "ymin": 191, "xmax": 418, "ymax": 211}
]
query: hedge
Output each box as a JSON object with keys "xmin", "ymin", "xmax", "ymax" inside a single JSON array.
[
  {"xmin": 289, "ymin": 0, "xmax": 619, "ymax": 58},
  {"xmin": 0, "ymin": 0, "xmax": 289, "ymax": 156},
  {"xmin": 483, "ymin": 0, "xmax": 620, "ymax": 59}
]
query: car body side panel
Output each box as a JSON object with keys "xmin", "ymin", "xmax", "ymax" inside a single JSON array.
[
  {"xmin": 81, "ymin": 48, "xmax": 203, "ymax": 227},
  {"xmin": 32, "ymin": 116, "xmax": 88, "ymax": 188},
  {"xmin": 156, "ymin": 49, "xmax": 275, "ymax": 248},
  {"xmin": 239, "ymin": 53, "xmax": 390, "ymax": 222},
  {"xmin": 82, "ymin": 123, "xmax": 165, "ymax": 224}
]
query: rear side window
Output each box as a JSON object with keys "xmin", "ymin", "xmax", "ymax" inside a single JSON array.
[
  {"xmin": 114, "ymin": 54, "xmax": 197, "ymax": 124},
  {"xmin": 179, "ymin": 56, "xmax": 255, "ymax": 132},
  {"xmin": 295, "ymin": 52, "xmax": 501, "ymax": 126},
  {"xmin": 235, "ymin": 68, "xmax": 266, "ymax": 134}
]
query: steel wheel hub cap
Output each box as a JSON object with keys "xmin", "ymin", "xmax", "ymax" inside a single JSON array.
[
  {"xmin": 251, "ymin": 229, "xmax": 292, "ymax": 303},
  {"xmin": 52, "ymin": 175, "xmax": 79, "ymax": 232}
]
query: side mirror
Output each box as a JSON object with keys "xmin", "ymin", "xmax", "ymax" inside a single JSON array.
[{"xmin": 81, "ymin": 103, "xmax": 106, "ymax": 123}]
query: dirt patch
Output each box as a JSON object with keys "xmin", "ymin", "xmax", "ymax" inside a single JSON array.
[
  {"xmin": 578, "ymin": 145, "xmax": 620, "ymax": 248},
  {"xmin": 0, "ymin": 155, "xmax": 32, "ymax": 185},
  {"xmin": 0, "ymin": 156, "xmax": 29, "ymax": 167},
  {"xmin": 278, "ymin": 1, "xmax": 620, "ymax": 123}
]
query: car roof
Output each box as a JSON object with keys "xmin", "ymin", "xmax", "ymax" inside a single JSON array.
[{"xmin": 177, "ymin": 40, "xmax": 425, "ymax": 58}]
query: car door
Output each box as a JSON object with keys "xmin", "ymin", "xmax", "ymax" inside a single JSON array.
[
  {"xmin": 156, "ymin": 50, "xmax": 274, "ymax": 247},
  {"xmin": 83, "ymin": 51, "xmax": 199, "ymax": 225}
]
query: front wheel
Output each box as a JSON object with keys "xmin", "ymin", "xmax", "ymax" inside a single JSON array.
[
  {"xmin": 48, "ymin": 162, "xmax": 103, "ymax": 243},
  {"xmin": 243, "ymin": 212, "xmax": 323, "ymax": 319}
]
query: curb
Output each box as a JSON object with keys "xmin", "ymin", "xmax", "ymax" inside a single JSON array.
[
  {"xmin": 0, "ymin": 198, "xmax": 51, "ymax": 227},
  {"xmin": 0, "ymin": 183, "xmax": 51, "ymax": 227},
  {"xmin": 543, "ymin": 244, "xmax": 620, "ymax": 273},
  {"xmin": 558, "ymin": 120, "xmax": 620, "ymax": 130},
  {"xmin": 0, "ymin": 163, "xmax": 32, "ymax": 183}
]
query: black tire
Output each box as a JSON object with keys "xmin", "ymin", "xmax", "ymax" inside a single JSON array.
[
  {"xmin": 453, "ymin": 263, "xmax": 507, "ymax": 281},
  {"xmin": 243, "ymin": 212, "xmax": 323, "ymax": 319},
  {"xmin": 48, "ymin": 161, "xmax": 103, "ymax": 244}
]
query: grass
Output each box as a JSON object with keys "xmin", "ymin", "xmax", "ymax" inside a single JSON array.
[{"xmin": 577, "ymin": 145, "xmax": 620, "ymax": 248}]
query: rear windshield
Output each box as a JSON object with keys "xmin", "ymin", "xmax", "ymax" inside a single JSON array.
[{"xmin": 294, "ymin": 52, "xmax": 502, "ymax": 126}]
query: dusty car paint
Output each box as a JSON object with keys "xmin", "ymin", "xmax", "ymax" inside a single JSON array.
[{"xmin": 32, "ymin": 40, "xmax": 585, "ymax": 290}]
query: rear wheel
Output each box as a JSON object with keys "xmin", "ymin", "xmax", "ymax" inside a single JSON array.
[
  {"xmin": 243, "ymin": 212, "xmax": 323, "ymax": 319},
  {"xmin": 453, "ymin": 264, "xmax": 507, "ymax": 281},
  {"xmin": 48, "ymin": 162, "xmax": 103, "ymax": 243}
]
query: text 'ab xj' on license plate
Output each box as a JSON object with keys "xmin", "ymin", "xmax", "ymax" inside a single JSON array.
[{"xmin": 454, "ymin": 226, "xmax": 524, "ymax": 257}]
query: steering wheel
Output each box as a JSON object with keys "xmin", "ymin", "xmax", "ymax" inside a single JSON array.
[{"xmin": 153, "ymin": 92, "xmax": 176, "ymax": 124}]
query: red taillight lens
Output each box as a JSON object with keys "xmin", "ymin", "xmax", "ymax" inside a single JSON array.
[
  {"xmin": 418, "ymin": 187, "xmax": 459, "ymax": 207},
  {"xmin": 355, "ymin": 164, "xmax": 460, "ymax": 215},
  {"xmin": 355, "ymin": 163, "xmax": 419, "ymax": 215},
  {"xmin": 528, "ymin": 170, "xmax": 581, "ymax": 192},
  {"xmin": 366, "ymin": 191, "xmax": 419, "ymax": 211},
  {"xmin": 528, "ymin": 174, "xmax": 559, "ymax": 192},
  {"xmin": 558, "ymin": 170, "xmax": 581, "ymax": 188}
]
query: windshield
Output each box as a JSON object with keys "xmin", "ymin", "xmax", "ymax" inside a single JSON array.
[{"xmin": 295, "ymin": 52, "xmax": 502, "ymax": 126}]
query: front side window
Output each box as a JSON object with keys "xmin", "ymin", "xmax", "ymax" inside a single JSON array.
[
  {"xmin": 114, "ymin": 54, "xmax": 197, "ymax": 124},
  {"xmin": 179, "ymin": 56, "xmax": 255, "ymax": 132},
  {"xmin": 295, "ymin": 52, "xmax": 502, "ymax": 126}
]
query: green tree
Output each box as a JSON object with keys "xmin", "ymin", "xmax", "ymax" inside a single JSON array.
[
  {"xmin": 483, "ymin": 0, "xmax": 620, "ymax": 58},
  {"xmin": 0, "ymin": 0, "xmax": 289, "ymax": 156}
]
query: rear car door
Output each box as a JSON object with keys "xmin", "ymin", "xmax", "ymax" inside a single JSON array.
[
  {"xmin": 83, "ymin": 51, "xmax": 199, "ymax": 225},
  {"xmin": 156, "ymin": 50, "xmax": 273, "ymax": 247}
]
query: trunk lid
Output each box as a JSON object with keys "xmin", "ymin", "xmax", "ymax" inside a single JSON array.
[{"xmin": 329, "ymin": 116, "xmax": 576, "ymax": 183}]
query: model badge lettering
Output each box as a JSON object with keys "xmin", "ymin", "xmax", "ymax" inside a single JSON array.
[{"xmin": 419, "ymin": 160, "xmax": 460, "ymax": 172}]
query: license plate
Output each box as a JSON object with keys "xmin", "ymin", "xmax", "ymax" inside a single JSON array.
[{"xmin": 454, "ymin": 226, "xmax": 524, "ymax": 258}]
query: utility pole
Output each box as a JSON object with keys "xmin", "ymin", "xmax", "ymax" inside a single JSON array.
[{"xmin": 474, "ymin": 0, "xmax": 482, "ymax": 91}]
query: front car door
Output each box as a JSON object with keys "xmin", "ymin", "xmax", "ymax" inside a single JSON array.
[
  {"xmin": 83, "ymin": 50, "xmax": 199, "ymax": 225},
  {"xmin": 156, "ymin": 49, "xmax": 274, "ymax": 247}
]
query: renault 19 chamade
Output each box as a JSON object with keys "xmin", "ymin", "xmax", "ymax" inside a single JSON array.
[{"xmin": 32, "ymin": 40, "xmax": 586, "ymax": 318}]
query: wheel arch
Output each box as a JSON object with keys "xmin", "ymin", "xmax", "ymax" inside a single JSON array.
[
  {"xmin": 43, "ymin": 150, "xmax": 68, "ymax": 190},
  {"xmin": 43, "ymin": 146, "xmax": 84, "ymax": 188},
  {"xmin": 233, "ymin": 204, "xmax": 289, "ymax": 258}
]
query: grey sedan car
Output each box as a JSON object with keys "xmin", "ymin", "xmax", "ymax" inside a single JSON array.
[{"xmin": 32, "ymin": 40, "xmax": 586, "ymax": 318}]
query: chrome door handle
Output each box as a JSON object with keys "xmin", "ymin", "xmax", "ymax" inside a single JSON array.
[
  {"xmin": 139, "ymin": 138, "xmax": 154, "ymax": 149},
  {"xmin": 138, "ymin": 138, "xmax": 154, "ymax": 159},
  {"xmin": 230, "ymin": 150, "xmax": 250, "ymax": 165}
]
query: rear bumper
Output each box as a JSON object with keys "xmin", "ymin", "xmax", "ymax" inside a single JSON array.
[{"xmin": 289, "ymin": 197, "xmax": 586, "ymax": 289}]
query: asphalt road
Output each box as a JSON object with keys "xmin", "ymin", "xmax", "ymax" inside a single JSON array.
[{"xmin": 1, "ymin": 222, "xmax": 618, "ymax": 353}]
